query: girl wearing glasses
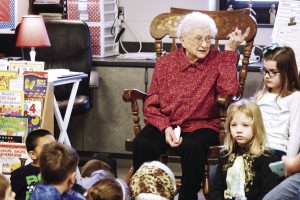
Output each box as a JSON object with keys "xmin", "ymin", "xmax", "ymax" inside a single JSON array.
[{"xmin": 255, "ymin": 46, "xmax": 300, "ymax": 159}]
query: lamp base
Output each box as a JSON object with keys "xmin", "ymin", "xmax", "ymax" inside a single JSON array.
[{"xmin": 30, "ymin": 47, "xmax": 36, "ymax": 62}]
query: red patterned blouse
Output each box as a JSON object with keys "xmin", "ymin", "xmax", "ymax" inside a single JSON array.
[{"xmin": 144, "ymin": 47, "xmax": 239, "ymax": 133}]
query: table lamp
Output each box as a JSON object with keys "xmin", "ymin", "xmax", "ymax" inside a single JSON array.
[{"xmin": 16, "ymin": 15, "xmax": 51, "ymax": 62}]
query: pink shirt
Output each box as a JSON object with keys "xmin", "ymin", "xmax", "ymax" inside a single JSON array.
[{"xmin": 144, "ymin": 47, "xmax": 239, "ymax": 133}]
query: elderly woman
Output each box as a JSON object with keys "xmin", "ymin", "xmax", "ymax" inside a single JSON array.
[{"xmin": 132, "ymin": 12, "xmax": 249, "ymax": 200}]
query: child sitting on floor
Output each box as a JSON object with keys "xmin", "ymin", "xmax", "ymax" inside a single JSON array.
[
  {"xmin": 77, "ymin": 159, "xmax": 115, "ymax": 190},
  {"xmin": 76, "ymin": 158, "xmax": 131, "ymax": 199},
  {"xmin": 210, "ymin": 100, "xmax": 279, "ymax": 200},
  {"xmin": 129, "ymin": 161, "xmax": 176, "ymax": 200},
  {"xmin": 10, "ymin": 129, "xmax": 55, "ymax": 200},
  {"xmin": 0, "ymin": 174, "xmax": 15, "ymax": 200},
  {"xmin": 86, "ymin": 177, "xmax": 130, "ymax": 200},
  {"xmin": 30, "ymin": 141, "xmax": 81, "ymax": 200}
]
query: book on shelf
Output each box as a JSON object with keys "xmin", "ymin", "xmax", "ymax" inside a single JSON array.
[
  {"xmin": 26, "ymin": 116, "xmax": 42, "ymax": 133},
  {"xmin": 0, "ymin": 142, "xmax": 28, "ymax": 175},
  {"xmin": 9, "ymin": 61, "xmax": 44, "ymax": 75},
  {"xmin": 9, "ymin": 76, "xmax": 24, "ymax": 91},
  {"xmin": 0, "ymin": 90, "xmax": 24, "ymax": 116},
  {"xmin": 0, "ymin": 116, "xmax": 41, "ymax": 141},
  {"xmin": 24, "ymin": 98, "xmax": 43, "ymax": 117},
  {"xmin": 0, "ymin": 116, "xmax": 28, "ymax": 143},
  {"xmin": 0, "ymin": 70, "xmax": 18, "ymax": 90},
  {"xmin": 23, "ymin": 71, "xmax": 48, "ymax": 98}
]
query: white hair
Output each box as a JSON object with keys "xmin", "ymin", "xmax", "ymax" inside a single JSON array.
[{"xmin": 176, "ymin": 12, "xmax": 218, "ymax": 37}]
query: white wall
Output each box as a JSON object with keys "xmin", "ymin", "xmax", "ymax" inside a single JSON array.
[
  {"xmin": 17, "ymin": 0, "xmax": 30, "ymax": 23},
  {"xmin": 118, "ymin": 0, "xmax": 272, "ymax": 46},
  {"xmin": 256, "ymin": 27, "xmax": 272, "ymax": 45}
]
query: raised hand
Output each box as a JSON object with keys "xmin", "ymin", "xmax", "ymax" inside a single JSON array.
[{"xmin": 225, "ymin": 27, "xmax": 250, "ymax": 51}]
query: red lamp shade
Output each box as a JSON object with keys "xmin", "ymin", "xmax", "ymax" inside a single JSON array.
[{"xmin": 16, "ymin": 15, "xmax": 51, "ymax": 48}]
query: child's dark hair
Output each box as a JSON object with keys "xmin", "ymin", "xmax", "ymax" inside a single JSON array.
[
  {"xmin": 263, "ymin": 46, "xmax": 300, "ymax": 96},
  {"xmin": 39, "ymin": 142, "xmax": 79, "ymax": 184},
  {"xmin": 25, "ymin": 129, "xmax": 52, "ymax": 152}
]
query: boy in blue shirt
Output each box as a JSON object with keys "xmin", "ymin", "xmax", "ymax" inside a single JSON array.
[{"xmin": 30, "ymin": 141, "xmax": 81, "ymax": 200}]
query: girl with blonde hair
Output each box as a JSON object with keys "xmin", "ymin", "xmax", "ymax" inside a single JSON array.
[{"xmin": 210, "ymin": 100, "xmax": 279, "ymax": 200}]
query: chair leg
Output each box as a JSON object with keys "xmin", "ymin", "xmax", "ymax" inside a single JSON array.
[
  {"xmin": 125, "ymin": 164, "xmax": 134, "ymax": 185},
  {"xmin": 160, "ymin": 154, "xmax": 169, "ymax": 165},
  {"xmin": 203, "ymin": 164, "xmax": 211, "ymax": 200}
]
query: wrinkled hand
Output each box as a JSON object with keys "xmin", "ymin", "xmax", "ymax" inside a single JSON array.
[
  {"xmin": 165, "ymin": 127, "xmax": 182, "ymax": 147},
  {"xmin": 225, "ymin": 27, "xmax": 250, "ymax": 51}
]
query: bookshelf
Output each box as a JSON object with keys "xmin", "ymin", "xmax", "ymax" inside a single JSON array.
[
  {"xmin": 0, "ymin": 78, "xmax": 54, "ymax": 176},
  {"xmin": 0, "ymin": 82, "xmax": 54, "ymax": 139}
]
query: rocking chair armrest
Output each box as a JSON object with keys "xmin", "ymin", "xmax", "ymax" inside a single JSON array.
[{"xmin": 122, "ymin": 88, "xmax": 147, "ymax": 102}]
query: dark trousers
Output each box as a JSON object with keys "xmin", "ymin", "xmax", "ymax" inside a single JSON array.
[{"xmin": 133, "ymin": 124, "xmax": 219, "ymax": 200}]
